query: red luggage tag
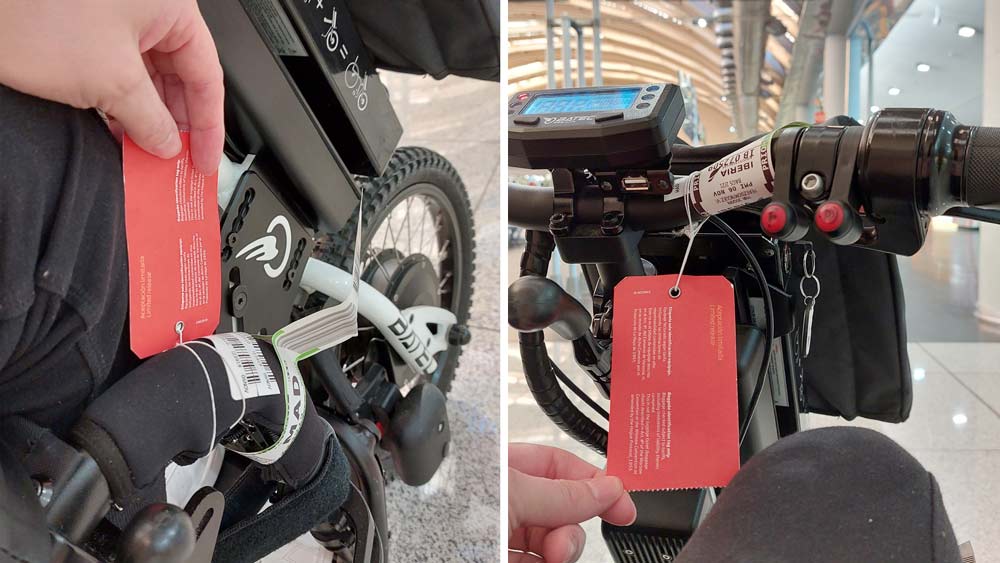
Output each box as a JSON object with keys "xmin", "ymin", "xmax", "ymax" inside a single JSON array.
[
  {"xmin": 607, "ymin": 275, "xmax": 740, "ymax": 491},
  {"xmin": 122, "ymin": 132, "xmax": 220, "ymax": 358}
]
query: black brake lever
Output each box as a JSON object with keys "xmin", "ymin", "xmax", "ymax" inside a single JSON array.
[
  {"xmin": 509, "ymin": 275, "xmax": 611, "ymax": 396},
  {"xmin": 945, "ymin": 206, "xmax": 1000, "ymax": 225}
]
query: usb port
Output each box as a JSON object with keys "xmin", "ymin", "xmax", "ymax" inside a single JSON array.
[{"xmin": 621, "ymin": 176, "xmax": 649, "ymax": 191}]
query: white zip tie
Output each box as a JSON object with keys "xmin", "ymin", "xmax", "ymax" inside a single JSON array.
[
  {"xmin": 671, "ymin": 177, "xmax": 705, "ymax": 299},
  {"xmin": 178, "ymin": 344, "xmax": 218, "ymax": 457}
]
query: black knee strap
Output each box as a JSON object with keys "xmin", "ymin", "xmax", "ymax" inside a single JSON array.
[{"xmin": 213, "ymin": 435, "xmax": 351, "ymax": 563}]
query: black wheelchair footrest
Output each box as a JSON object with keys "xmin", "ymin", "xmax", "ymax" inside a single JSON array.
[{"xmin": 602, "ymin": 521, "xmax": 688, "ymax": 563}]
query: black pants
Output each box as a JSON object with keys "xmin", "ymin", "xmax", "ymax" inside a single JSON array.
[
  {"xmin": 0, "ymin": 85, "xmax": 132, "ymax": 436},
  {"xmin": 677, "ymin": 426, "xmax": 962, "ymax": 563}
]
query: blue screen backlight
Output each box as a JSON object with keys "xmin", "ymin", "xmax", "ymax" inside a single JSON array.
[{"xmin": 522, "ymin": 88, "xmax": 642, "ymax": 115}]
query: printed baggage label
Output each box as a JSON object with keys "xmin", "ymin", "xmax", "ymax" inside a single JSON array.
[
  {"xmin": 207, "ymin": 332, "xmax": 280, "ymax": 401},
  {"xmin": 607, "ymin": 275, "xmax": 740, "ymax": 491},
  {"xmin": 122, "ymin": 132, "xmax": 221, "ymax": 358},
  {"xmin": 675, "ymin": 124, "xmax": 807, "ymax": 216}
]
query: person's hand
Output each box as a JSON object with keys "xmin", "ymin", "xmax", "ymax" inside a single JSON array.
[
  {"xmin": 0, "ymin": 0, "xmax": 224, "ymax": 174},
  {"xmin": 509, "ymin": 443, "xmax": 637, "ymax": 563}
]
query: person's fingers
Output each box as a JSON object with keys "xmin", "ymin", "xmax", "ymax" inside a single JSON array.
[
  {"xmin": 102, "ymin": 56, "xmax": 181, "ymax": 159},
  {"xmin": 161, "ymin": 72, "xmax": 190, "ymax": 128},
  {"xmin": 509, "ymin": 469, "xmax": 627, "ymax": 530},
  {"xmin": 600, "ymin": 491, "xmax": 638, "ymax": 526},
  {"xmin": 159, "ymin": 13, "xmax": 224, "ymax": 174},
  {"xmin": 142, "ymin": 53, "xmax": 167, "ymax": 105},
  {"xmin": 509, "ymin": 526, "xmax": 548, "ymax": 554},
  {"xmin": 508, "ymin": 444, "xmax": 638, "ymax": 527},
  {"xmin": 508, "ymin": 551, "xmax": 545, "ymax": 563},
  {"xmin": 509, "ymin": 443, "xmax": 603, "ymax": 481},
  {"xmin": 105, "ymin": 118, "xmax": 125, "ymax": 145},
  {"xmin": 541, "ymin": 524, "xmax": 586, "ymax": 563}
]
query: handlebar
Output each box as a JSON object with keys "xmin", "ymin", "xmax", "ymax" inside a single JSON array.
[
  {"xmin": 509, "ymin": 182, "xmax": 695, "ymax": 232},
  {"xmin": 510, "ymin": 109, "xmax": 1000, "ymax": 256}
]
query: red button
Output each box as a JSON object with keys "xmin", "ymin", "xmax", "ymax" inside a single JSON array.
[
  {"xmin": 815, "ymin": 202, "xmax": 845, "ymax": 232},
  {"xmin": 761, "ymin": 203, "xmax": 788, "ymax": 235}
]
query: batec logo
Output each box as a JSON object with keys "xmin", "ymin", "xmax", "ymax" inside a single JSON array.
[
  {"xmin": 236, "ymin": 215, "xmax": 292, "ymax": 279},
  {"xmin": 542, "ymin": 116, "xmax": 594, "ymax": 124}
]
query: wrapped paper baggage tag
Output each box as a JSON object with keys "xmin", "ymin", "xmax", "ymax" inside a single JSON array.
[{"xmin": 244, "ymin": 200, "xmax": 364, "ymax": 465}]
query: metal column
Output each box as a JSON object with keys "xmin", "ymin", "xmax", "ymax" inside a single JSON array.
[
  {"xmin": 847, "ymin": 34, "xmax": 862, "ymax": 119},
  {"xmin": 546, "ymin": 0, "xmax": 556, "ymax": 88},
  {"xmin": 544, "ymin": 0, "xmax": 603, "ymax": 88},
  {"xmin": 561, "ymin": 17, "xmax": 573, "ymax": 87},
  {"xmin": 592, "ymin": 0, "xmax": 602, "ymax": 85},
  {"xmin": 823, "ymin": 34, "xmax": 848, "ymax": 117}
]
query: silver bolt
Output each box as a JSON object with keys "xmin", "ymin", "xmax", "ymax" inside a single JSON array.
[
  {"xmin": 34, "ymin": 479, "xmax": 53, "ymax": 507},
  {"xmin": 437, "ymin": 422, "xmax": 445, "ymax": 432},
  {"xmin": 800, "ymin": 173, "xmax": 825, "ymax": 200},
  {"xmin": 662, "ymin": 555, "xmax": 673, "ymax": 561},
  {"xmin": 623, "ymin": 549, "xmax": 635, "ymax": 556}
]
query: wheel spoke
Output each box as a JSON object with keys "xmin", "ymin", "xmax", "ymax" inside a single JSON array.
[
  {"xmin": 418, "ymin": 199, "xmax": 428, "ymax": 257},
  {"xmin": 371, "ymin": 249, "xmax": 392, "ymax": 282},
  {"xmin": 342, "ymin": 356, "xmax": 365, "ymax": 372},
  {"xmin": 380, "ymin": 221, "xmax": 392, "ymax": 256},
  {"xmin": 405, "ymin": 197, "xmax": 413, "ymax": 257},
  {"xmin": 386, "ymin": 212, "xmax": 399, "ymax": 252},
  {"xmin": 439, "ymin": 237, "xmax": 451, "ymax": 261},
  {"xmin": 437, "ymin": 270, "xmax": 453, "ymax": 292}
]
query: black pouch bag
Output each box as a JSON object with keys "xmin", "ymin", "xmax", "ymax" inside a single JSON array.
[
  {"xmin": 345, "ymin": 0, "xmax": 500, "ymax": 81},
  {"xmin": 792, "ymin": 235, "xmax": 912, "ymax": 422}
]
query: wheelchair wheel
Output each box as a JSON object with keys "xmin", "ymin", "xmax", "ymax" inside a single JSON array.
[{"xmin": 307, "ymin": 146, "xmax": 476, "ymax": 396}]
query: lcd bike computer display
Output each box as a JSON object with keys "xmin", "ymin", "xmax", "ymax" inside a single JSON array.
[
  {"xmin": 508, "ymin": 83, "xmax": 685, "ymax": 170},
  {"xmin": 522, "ymin": 88, "xmax": 642, "ymax": 115}
]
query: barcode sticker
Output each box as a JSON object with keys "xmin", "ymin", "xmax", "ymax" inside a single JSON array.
[{"xmin": 208, "ymin": 333, "xmax": 279, "ymax": 400}]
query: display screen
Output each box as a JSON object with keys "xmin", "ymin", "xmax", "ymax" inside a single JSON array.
[{"xmin": 522, "ymin": 88, "xmax": 642, "ymax": 115}]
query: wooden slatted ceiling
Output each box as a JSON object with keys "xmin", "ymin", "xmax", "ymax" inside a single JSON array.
[{"xmin": 508, "ymin": 0, "xmax": 789, "ymax": 140}]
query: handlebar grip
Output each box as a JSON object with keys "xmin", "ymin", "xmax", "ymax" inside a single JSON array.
[{"xmin": 965, "ymin": 126, "xmax": 1000, "ymax": 207}]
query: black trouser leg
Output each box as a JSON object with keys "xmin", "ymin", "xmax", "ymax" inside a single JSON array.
[
  {"xmin": 676, "ymin": 427, "xmax": 961, "ymax": 563},
  {"xmin": 0, "ymin": 85, "xmax": 129, "ymax": 436}
]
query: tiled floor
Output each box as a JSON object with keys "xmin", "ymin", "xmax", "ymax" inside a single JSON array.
[
  {"xmin": 265, "ymin": 72, "xmax": 501, "ymax": 562},
  {"xmin": 897, "ymin": 223, "xmax": 1000, "ymax": 343},
  {"xmin": 507, "ymin": 221, "xmax": 1000, "ymax": 562}
]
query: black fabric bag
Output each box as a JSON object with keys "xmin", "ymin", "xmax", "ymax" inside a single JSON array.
[
  {"xmin": 793, "ymin": 235, "xmax": 912, "ymax": 422},
  {"xmin": 345, "ymin": 0, "xmax": 500, "ymax": 81}
]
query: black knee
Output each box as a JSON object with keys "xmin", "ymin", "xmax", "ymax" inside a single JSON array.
[{"xmin": 677, "ymin": 427, "xmax": 962, "ymax": 563}]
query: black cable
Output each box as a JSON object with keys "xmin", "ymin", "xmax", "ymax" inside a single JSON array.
[
  {"xmin": 707, "ymin": 215, "xmax": 774, "ymax": 447},
  {"xmin": 550, "ymin": 360, "xmax": 610, "ymax": 420}
]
